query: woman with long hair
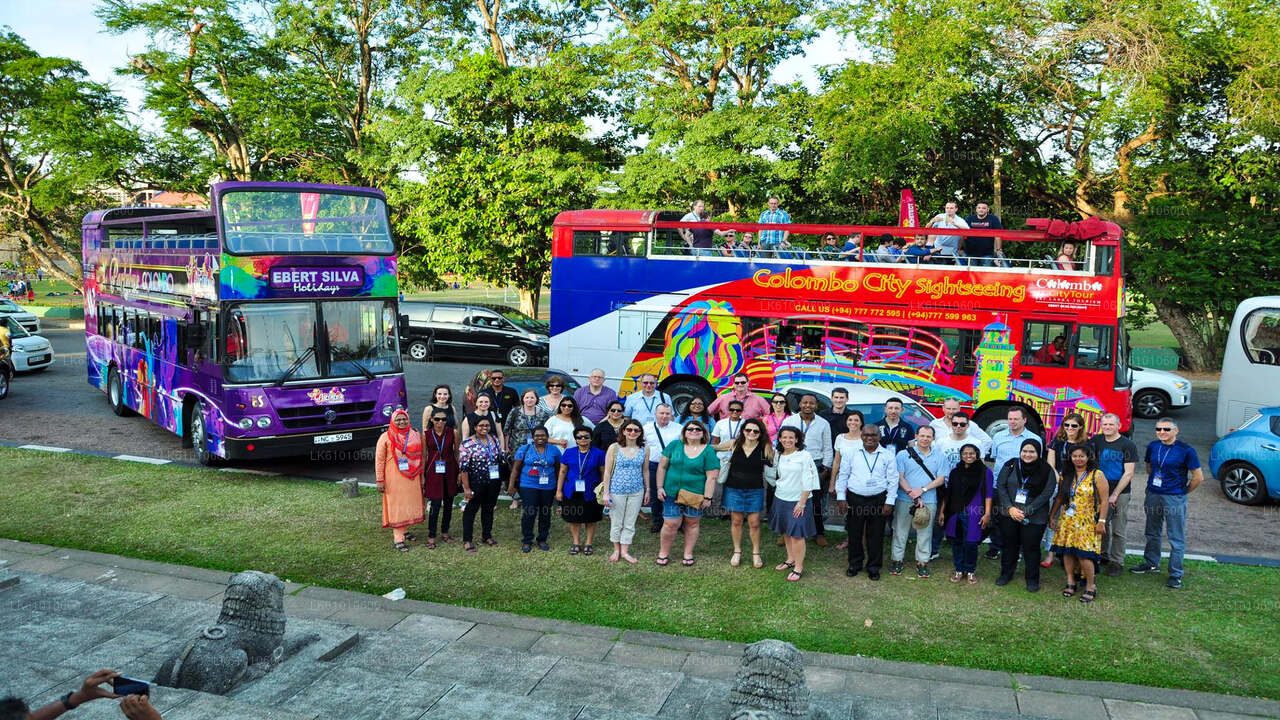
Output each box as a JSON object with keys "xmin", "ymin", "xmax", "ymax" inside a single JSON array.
[
  {"xmin": 763, "ymin": 393, "xmax": 790, "ymax": 443},
  {"xmin": 461, "ymin": 393, "xmax": 506, "ymax": 449},
  {"xmin": 422, "ymin": 408, "xmax": 459, "ymax": 548},
  {"xmin": 769, "ymin": 427, "xmax": 820, "ymax": 582},
  {"xmin": 1050, "ymin": 445, "xmax": 1110, "ymax": 603},
  {"xmin": 591, "ymin": 400, "xmax": 627, "ymax": 450},
  {"xmin": 422, "ymin": 384, "xmax": 458, "ymax": 441},
  {"xmin": 679, "ymin": 396, "xmax": 713, "ymax": 427},
  {"xmin": 602, "ymin": 418, "xmax": 649, "ymax": 563},
  {"xmin": 937, "ymin": 443, "xmax": 993, "ymax": 583},
  {"xmin": 375, "ymin": 409, "xmax": 425, "ymax": 552},
  {"xmin": 504, "ymin": 388, "xmax": 550, "ymax": 451},
  {"xmin": 1042, "ymin": 412, "xmax": 1090, "ymax": 567},
  {"xmin": 995, "ymin": 439, "xmax": 1056, "ymax": 592},
  {"xmin": 545, "ymin": 395, "xmax": 591, "ymax": 449},
  {"xmin": 720, "ymin": 417, "xmax": 774, "ymax": 568},
  {"xmin": 654, "ymin": 420, "xmax": 718, "ymax": 567}
]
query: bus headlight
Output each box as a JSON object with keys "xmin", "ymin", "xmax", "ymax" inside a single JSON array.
[
  {"xmin": 382, "ymin": 404, "xmax": 394, "ymax": 417},
  {"xmin": 237, "ymin": 417, "xmax": 254, "ymax": 430},
  {"xmin": 256, "ymin": 416, "xmax": 272, "ymax": 429}
]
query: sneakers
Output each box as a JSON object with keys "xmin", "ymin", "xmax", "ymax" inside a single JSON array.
[
  {"xmin": 916, "ymin": 563, "xmax": 930, "ymax": 579},
  {"xmin": 889, "ymin": 562, "xmax": 904, "ymax": 576},
  {"xmin": 1130, "ymin": 563, "xmax": 1160, "ymax": 575},
  {"xmin": 1105, "ymin": 564, "xmax": 1123, "ymax": 577},
  {"xmin": 983, "ymin": 548, "xmax": 1001, "ymax": 560},
  {"xmin": 1166, "ymin": 577, "xmax": 1183, "ymax": 589}
]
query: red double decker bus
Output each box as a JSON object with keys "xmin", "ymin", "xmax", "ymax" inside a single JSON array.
[{"xmin": 548, "ymin": 210, "xmax": 1132, "ymax": 437}]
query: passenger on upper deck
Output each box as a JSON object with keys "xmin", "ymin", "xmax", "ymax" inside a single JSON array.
[
  {"xmin": 903, "ymin": 235, "xmax": 934, "ymax": 264},
  {"xmin": 925, "ymin": 202, "xmax": 969, "ymax": 263},
  {"xmin": 757, "ymin": 197, "xmax": 792, "ymax": 254},
  {"xmin": 1055, "ymin": 242, "xmax": 1078, "ymax": 271},
  {"xmin": 871, "ymin": 235, "xmax": 906, "ymax": 263},
  {"xmin": 734, "ymin": 232, "xmax": 759, "ymax": 259},
  {"xmin": 840, "ymin": 233, "xmax": 864, "ymax": 261},
  {"xmin": 963, "ymin": 202, "xmax": 1002, "ymax": 267},
  {"xmin": 818, "ymin": 233, "xmax": 842, "ymax": 259},
  {"xmin": 680, "ymin": 200, "xmax": 723, "ymax": 257}
]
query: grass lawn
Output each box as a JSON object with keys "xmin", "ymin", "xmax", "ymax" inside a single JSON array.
[
  {"xmin": 1, "ymin": 447, "xmax": 1275, "ymax": 699},
  {"xmin": 1128, "ymin": 321, "xmax": 1179, "ymax": 350}
]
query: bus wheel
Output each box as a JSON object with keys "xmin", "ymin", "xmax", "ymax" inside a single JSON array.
[
  {"xmin": 664, "ymin": 380, "xmax": 712, "ymax": 417},
  {"xmin": 406, "ymin": 340, "xmax": 431, "ymax": 362},
  {"xmin": 108, "ymin": 367, "xmax": 133, "ymax": 417},
  {"xmin": 506, "ymin": 346, "xmax": 531, "ymax": 367},
  {"xmin": 189, "ymin": 401, "xmax": 219, "ymax": 467},
  {"xmin": 1220, "ymin": 462, "xmax": 1266, "ymax": 505}
]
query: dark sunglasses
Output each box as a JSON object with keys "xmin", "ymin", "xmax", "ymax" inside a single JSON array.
[
  {"xmin": 952, "ymin": 421, "xmax": 968, "ymax": 427},
  {"xmin": 608, "ymin": 407, "xmax": 623, "ymax": 412},
  {"xmin": 772, "ymin": 399, "xmax": 787, "ymax": 405},
  {"xmin": 1155, "ymin": 427, "xmax": 1174, "ymax": 432},
  {"xmin": 1063, "ymin": 422, "xmax": 1080, "ymax": 428},
  {"xmin": 685, "ymin": 427, "xmax": 705, "ymax": 433},
  {"xmin": 547, "ymin": 383, "xmax": 564, "ymax": 388},
  {"xmin": 559, "ymin": 402, "xmax": 574, "ymax": 408},
  {"xmin": 431, "ymin": 417, "xmax": 447, "ymax": 422},
  {"xmin": 743, "ymin": 427, "xmax": 761, "ymax": 434},
  {"xmin": 574, "ymin": 434, "xmax": 591, "ymax": 440}
]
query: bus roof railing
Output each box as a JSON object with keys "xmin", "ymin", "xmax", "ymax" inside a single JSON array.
[
  {"xmin": 651, "ymin": 216, "xmax": 1121, "ymax": 246},
  {"xmin": 647, "ymin": 244, "xmax": 1088, "ymax": 271}
]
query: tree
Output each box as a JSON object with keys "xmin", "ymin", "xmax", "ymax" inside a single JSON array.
[{"xmin": 0, "ymin": 31, "xmax": 140, "ymax": 286}]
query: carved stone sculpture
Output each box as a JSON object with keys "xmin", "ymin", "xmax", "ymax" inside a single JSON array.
[
  {"xmin": 154, "ymin": 570, "xmax": 317, "ymax": 694},
  {"xmin": 726, "ymin": 639, "xmax": 821, "ymax": 720}
]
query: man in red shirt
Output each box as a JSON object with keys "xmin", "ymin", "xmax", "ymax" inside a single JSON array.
[{"xmin": 1033, "ymin": 335, "xmax": 1068, "ymax": 365}]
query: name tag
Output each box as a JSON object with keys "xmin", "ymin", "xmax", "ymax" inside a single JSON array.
[
  {"xmin": 1152, "ymin": 474, "xmax": 1163, "ymax": 488},
  {"xmin": 397, "ymin": 458, "xmax": 410, "ymax": 472},
  {"xmin": 434, "ymin": 461, "xmax": 447, "ymax": 475},
  {"xmin": 1015, "ymin": 490, "xmax": 1028, "ymax": 505},
  {"xmin": 575, "ymin": 480, "xmax": 585, "ymax": 493},
  {"xmin": 488, "ymin": 465, "xmax": 500, "ymax": 480},
  {"xmin": 1064, "ymin": 505, "xmax": 1076, "ymax": 517}
]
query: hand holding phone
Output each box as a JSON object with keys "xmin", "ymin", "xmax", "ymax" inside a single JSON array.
[{"xmin": 111, "ymin": 675, "xmax": 150, "ymax": 697}]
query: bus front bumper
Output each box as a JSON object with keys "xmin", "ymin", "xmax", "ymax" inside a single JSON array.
[{"xmin": 221, "ymin": 425, "xmax": 385, "ymax": 460}]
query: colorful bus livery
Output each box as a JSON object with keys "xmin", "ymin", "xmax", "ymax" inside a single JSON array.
[
  {"xmin": 549, "ymin": 211, "xmax": 1132, "ymax": 437},
  {"xmin": 83, "ymin": 182, "xmax": 407, "ymax": 465}
]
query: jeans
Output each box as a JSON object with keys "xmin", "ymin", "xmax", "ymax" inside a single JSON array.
[
  {"xmin": 951, "ymin": 512, "xmax": 978, "ymax": 573},
  {"xmin": 520, "ymin": 486, "xmax": 556, "ymax": 544},
  {"xmin": 609, "ymin": 491, "xmax": 644, "ymax": 544},
  {"xmin": 845, "ymin": 491, "xmax": 887, "ymax": 573},
  {"xmin": 1104, "ymin": 493, "xmax": 1131, "ymax": 565},
  {"xmin": 462, "ymin": 481, "xmax": 500, "ymax": 543},
  {"xmin": 999, "ymin": 517, "xmax": 1046, "ymax": 584},
  {"xmin": 427, "ymin": 496, "xmax": 454, "ymax": 537},
  {"xmin": 1143, "ymin": 493, "xmax": 1187, "ymax": 578},
  {"xmin": 891, "ymin": 500, "xmax": 935, "ymax": 564},
  {"xmin": 648, "ymin": 461, "xmax": 663, "ymax": 528}
]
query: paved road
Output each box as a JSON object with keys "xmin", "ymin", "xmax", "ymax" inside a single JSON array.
[{"xmin": 3, "ymin": 329, "xmax": 1277, "ymax": 560}]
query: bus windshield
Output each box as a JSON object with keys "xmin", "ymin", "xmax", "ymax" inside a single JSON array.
[
  {"xmin": 224, "ymin": 300, "xmax": 401, "ymax": 383},
  {"xmin": 220, "ymin": 189, "xmax": 394, "ymax": 255},
  {"xmin": 322, "ymin": 299, "xmax": 401, "ymax": 376}
]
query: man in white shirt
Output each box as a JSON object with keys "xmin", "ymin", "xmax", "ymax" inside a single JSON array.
[
  {"xmin": 834, "ymin": 424, "xmax": 897, "ymax": 579},
  {"xmin": 625, "ymin": 373, "xmax": 672, "ymax": 425},
  {"xmin": 925, "ymin": 201, "xmax": 969, "ymax": 262},
  {"xmin": 708, "ymin": 373, "xmax": 771, "ymax": 419},
  {"xmin": 929, "ymin": 398, "xmax": 991, "ymax": 451},
  {"xmin": 782, "ymin": 394, "xmax": 833, "ymax": 546},
  {"xmin": 643, "ymin": 404, "xmax": 682, "ymax": 533},
  {"xmin": 933, "ymin": 411, "xmax": 992, "ymax": 470}
]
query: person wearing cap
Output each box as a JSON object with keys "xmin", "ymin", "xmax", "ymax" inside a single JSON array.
[
  {"xmin": 889, "ymin": 426, "xmax": 947, "ymax": 578},
  {"xmin": 375, "ymin": 408, "xmax": 425, "ymax": 552}
]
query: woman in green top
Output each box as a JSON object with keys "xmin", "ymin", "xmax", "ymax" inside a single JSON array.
[{"xmin": 655, "ymin": 420, "xmax": 719, "ymax": 567}]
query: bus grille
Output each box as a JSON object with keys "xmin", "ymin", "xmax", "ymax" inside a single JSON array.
[{"xmin": 277, "ymin": 401, "xmax": 377, "ymax": 429}]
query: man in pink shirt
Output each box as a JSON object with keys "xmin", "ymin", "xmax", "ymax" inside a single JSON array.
[{"xmin": 708, "ymin": 373, "xmax": 771, "ymax": 419}]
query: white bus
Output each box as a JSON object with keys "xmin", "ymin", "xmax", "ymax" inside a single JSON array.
[{"xmin": 1217, "ymin": 296, "xmax": 1280, "ymax": 436}]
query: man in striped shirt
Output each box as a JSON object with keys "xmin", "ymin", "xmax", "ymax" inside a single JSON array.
[{"xmin": 758, "ymin": 196, "xmax": 792, "ymax": 254}]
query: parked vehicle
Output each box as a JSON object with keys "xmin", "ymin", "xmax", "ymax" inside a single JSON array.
[
  {"xmin": 5, "ymin": 317, "xmax": 54, "ymax": 372},
  {"xmin": 1130, "ymin": 366, "xmax": 1192, "ymax": 419},
  {"xmin": 0, "ymin": 298, "xmax": 40, "ymax": 334},
  {"xmin": 464, "ymin": 367, "xmax": 580, "ymax": 413},
  {"xmin": 0, "ymin": 327, "xmax": 12, "ymax": 399},
  {"xmin": 400, "ymin": 301, "xmax": 549, "ymax": 367},
  {"xmin": 1217, "ymin": 296, "xmax": 1280, "ymax": 436},
  {"xmin": 1210, "ymin": 407, "xmax": 1280, "ymax": 505}
]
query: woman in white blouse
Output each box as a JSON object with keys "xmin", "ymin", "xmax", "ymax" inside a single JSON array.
[
  {"xmin": 768, "ymin": 426, "xmax": 821, "ymax": 582},
  {"xmin": 544, "ymin": 395, "xmax": 593, "ymax": 449}
]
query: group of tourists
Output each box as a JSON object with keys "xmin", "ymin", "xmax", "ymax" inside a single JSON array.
[{"xmin": 375, "ymin": 371, "xmax": 1203, "ymax": 598}]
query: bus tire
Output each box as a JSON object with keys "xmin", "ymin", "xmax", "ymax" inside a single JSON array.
[
  {"xmin": 663, "ymin": 380, "xmax": 713, "ymax": 417},
  {"xmin": 406, "ymin": 340, "xmax": 431, "ymax": 362},
  {"xmin": 108, "ymin": 367, "xmax": 133, "ymax": 417},
  {"xmin": 506, "ymin": 345, "xmax": 532, "ymax": 367},
  {"xmin": 189, "ymin": 400, "xmax": 219, "ymax": 467},
  {"xmin": 1219, "ymin": 462, "xmax": 1266, "ymax": 506},
  {"xmin": 1132, "ymin": 389, "xmax": 1169, "ymax": 419}
]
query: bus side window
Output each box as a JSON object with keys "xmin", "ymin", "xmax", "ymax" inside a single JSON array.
[
  {"xmin": 1074, "ymin": 324, "xmax": 1113, "ymax": 370},
  {"xmin": 573, "ymin": 231, "xmax": 603, "ymax": 256},
  {"xmin": 1022, "ymin": 321, "xmax": 1071, "ymax": 366},
  {"xmin": 1243, "ymin": 308, "xmax": 1280, "ymax": 365}
]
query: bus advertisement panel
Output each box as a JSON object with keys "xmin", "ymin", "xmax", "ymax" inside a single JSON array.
[
  {"xmin": 549, "ymin": 211, "xmax": 1131, "ymax": 437},
  {"xmin": 83, "ymin": 182, "xmax": 407, "ymax": 465}
]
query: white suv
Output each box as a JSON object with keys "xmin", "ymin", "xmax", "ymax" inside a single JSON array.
[
  {"xmin": 5, "ymin": 317, "xmax": 54, "ymax": 372},
  {"xmin": 1131, "ymin": 366, "xmax": 1192, "ymax": 419}
]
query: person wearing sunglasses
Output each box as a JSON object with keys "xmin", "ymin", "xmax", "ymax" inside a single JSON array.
[
  {"xmin": 708, "ymin": 373, "xmax": 770, "ymax": 419},
  {"xmin": 573, "ymin": 368, "xmax": 619, "ymax": 424},
  {"xmin": 1088, "ymin": 412, "xmax": 1138, "ymax": 576},
  {"xmin": 1131, "ymin": 419, "xmax": 1203, "ymax": 589},
  {"xmin": 928, "ymin": 398, "xmax": 991, "ymax": 449},
  {"xmin": 719, "ymin": 417, "xmax": 775, "ymax": 568},
  {"xmin": 480, "ymin": 369, "xmax": 519, "ymax": 426},
  {"xmin": 654, "ymin": 420, "xmax": 719, "ymax": 566},
  {"xmin": 422, "ymin": 410, "xmax": 460, "ymax": 549},
  {"xmin": 1041, "ymin": 412, "xmax": 1090, "ymax": 568},
  {"xmin": 933, "ymin": 410, "xmax": 990, "ymax": 561},
  {"xmin": 602, "ymin": 418, "xmax": 650, "ymax": 563},
  {"xmin": 623, "ymin": 373, "xmax": 672, "ymax": 425},
  {"xmin": 538, "ymin": 375, "xmax": 571, "ymax": 414},
  {"xmin": 557, "ymin": 428, "xmax": 607, "ymax": 555},
  {"xmin": 763, "ymin": 393, "xmax": 790, "ymax": 444},
  {"xmin": 591, "ymin": 400, "xmax": 628, "ymax": 450},
  {"xmin": 544, "ymin": 396, "xmax": 593, "ymax": 450}
]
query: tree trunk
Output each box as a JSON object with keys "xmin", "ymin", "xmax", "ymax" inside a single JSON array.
[
  {"xmin": 30, "ymin": 214, "xmax": 82, "ymax": 277},
  {"xmin": 14, "ymin": 229, "xmax": 82, "ymax": 289},
  {"xmin": 992, "ymin": 155, "xmax": 1003, "ymax": 217},
  {"xmin": 519, "ymin": 287, "xmax": 540, "ymax": 319},
  {"xmin": 1152, "ymin": 303, "xmax": 1217, "ymax": 372}
]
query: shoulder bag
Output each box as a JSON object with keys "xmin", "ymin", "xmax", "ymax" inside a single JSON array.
[{"xmin": 594, "ymin": 446, "xmax": 613, "ymax": 504}]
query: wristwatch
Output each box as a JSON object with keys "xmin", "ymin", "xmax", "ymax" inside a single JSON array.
[{"xmin": 61, "ymin": 691, "xmax": 79, "ymax": 710}]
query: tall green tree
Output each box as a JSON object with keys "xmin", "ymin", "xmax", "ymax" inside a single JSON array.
[{"xmin": 0, "ymin": 30, "xmax": 140, "ymax": 286}]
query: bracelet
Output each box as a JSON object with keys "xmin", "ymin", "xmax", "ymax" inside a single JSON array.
[{"xmin": 61, "ymin": 691, "xmax": 79, "ymax": 710}]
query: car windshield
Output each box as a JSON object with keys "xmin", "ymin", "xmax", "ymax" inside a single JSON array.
[
  {"xmin": 321, "ymin": 299, "xmax": 401, "ymax": 376},
  {"xmin": 5, "ymin": 317, "xmax": 29, "ymax": 338},
  {"xmin": 498, "ymin": 308, "xmax": 547, "ymax": 332},
  {"xmin": 225, "ymin": 303, "xmax": 320, "ymax": 383},
  {"xmin": 0, "ymin": 299, "xmax": 20, "ymax": 312},
  {"xmin": 220, "ymin": 190, "xmax": 394, "ymax": 255}
]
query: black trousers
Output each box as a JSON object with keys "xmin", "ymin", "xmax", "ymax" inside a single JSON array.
[
  {"xmin": 808, "ymin": 489, "xmax": 826, "ymax": 536},
  {"xmin": 999, "ymin": 516, "xmax": 1045, "ymax": 584},
  {"xmin": 427, "ymin": 496, "xmax": 454, "ymax": 537},
  {"xmin": 520, "ymin": 487, "xmax": 556, "ymax": 544},
  {"xmin": 846, "ymin": 491, "xmax": 888, "ymax": 573},
  {"xmin": 462, "ymin": 481, "xmax": 501, "ymax": 543},
  {"xmin": 648, "ymin": 461, "xmax": 663, "ymax": 529}
]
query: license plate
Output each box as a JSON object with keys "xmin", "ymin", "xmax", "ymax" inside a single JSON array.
[
  {"xmin": 30, "ymin": 355, "xmax": 48, "ymax": 364},
  {"xmin": 313, "ymin": 432, "xmax": 353, "ymax": 445}
]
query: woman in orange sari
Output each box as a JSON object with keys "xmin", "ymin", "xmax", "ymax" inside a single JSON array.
[{"xmin": 376, "ymin": 408, "xmax": 426, "ymax": 552}]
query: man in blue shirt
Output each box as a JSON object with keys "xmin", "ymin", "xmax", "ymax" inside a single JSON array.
[
  {"xmin": 890, "ymin": 426, "xmax": 948, "ymax": 578},
  {"xmin": 1131, "ymin": 418, "xmax": 1204, "ymax": 588},
  {"xmin": 985, "ymin": 407, "xmax": 1041, "ymax": 559},
  {"xmin": 757, "ymin": 196, "xmax": 791, "ymax": 255},
  {"xmin": 623, "ymin": 373, "xmax": 672, "ymax": 425}
]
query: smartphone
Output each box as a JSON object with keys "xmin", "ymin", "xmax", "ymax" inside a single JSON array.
[{"xmin": 111, "ymin": 676, "xmax": 150, "ymax": 697}]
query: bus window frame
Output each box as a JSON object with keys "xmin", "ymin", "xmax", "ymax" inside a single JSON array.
[{"xmin": 215, "ymin": 187, "xmax": 396, "ymax": 257}]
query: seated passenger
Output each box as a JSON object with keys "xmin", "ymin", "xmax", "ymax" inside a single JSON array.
[
  {"xmin": 818, "ymin": 233, "xmax": 841, "ymax": 259},
  {"xmin": 872, "ymin": 235, "xmax": 906, "ymax": 262},
  {"xmin": 734, "ymin": 232, "xmax": 759, "ymax": 259},
  {"xmin": 840, "ymin": 233, "xmax": 863, "ymax": 261},
  {"xmin": 1033, "ymin": 335, "xmax": 1069, "ymax": 365},
  {"xmin": 903, "ymin": 236, "xmax": 933, "ymax": 264},
  {"xmin": 1055, "ymin": 242, "xmax": 1078, "ymax": 270}
]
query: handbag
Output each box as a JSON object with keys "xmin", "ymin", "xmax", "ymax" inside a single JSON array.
[
  {"xmin": 676, "ymin": 488, "xmax": 704, "ymax": 508},
  {"xmin": 594, "ymin": 447, "xmax": 612, "ymax": 504}
]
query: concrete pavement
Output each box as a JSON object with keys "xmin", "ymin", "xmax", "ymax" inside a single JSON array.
[{"xmin": 2, "ymin": 539, "xmax": 1276, "ymax": 720}]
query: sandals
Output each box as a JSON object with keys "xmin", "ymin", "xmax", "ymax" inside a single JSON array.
[
  {"xmin": 730, "ymin": 551, "xmax": 742, "ymax": 567},
  {"xmin": 654, "ymin": 555, "xmax": 670, "ymax": 566},
  {"xmin": 786, "ymin": 569, "xmax": 803, "ymax": 582},
  {"xmin": 569, "ymin": 544, "xmax": 581, "ymax": 555},
  {"xmin": 426, "ymin": 540, "xmax": 437, "ymax": 550},
  {"xmin": 464, "ymin": 542, "xmax": 477, "ymax": 553},
  {"xmin": 682, "ymin": 556, "xmax": 695, "ymax": 566},
  {"xmin": 752, "ymin": 553, "xmax": 764, "ymax": 569},
  {"xmin": 1062, "ymin": 582, "xmax": 1078, "ymax": 598},
  {"xmin": 482, "ymin": 537, "xmax": 498, "ymax": 546},
  {"xmin": 951, "ymin": 572, "xmax": 963, "ymax": 583},
  {"xmin": 404, "ymin": 532, "xmax": 417, "ymax": 542},
  {"xmin": 440, "ymin": 534, "xmax": 454, "ymax": 543},
  {"xmin": 774, "ymin": 561, "xmax": 795, "ymax": 572},
  {"xmin": 393, "ymin": 541, "xmax": 409, "ymax": 553},
  {"xmin": 1080, "ymin": 587, "xmax": 1097, "ymax": 603},
  {"xmin": 584, "ymin": 545, "xmax": 594, "ymax": 556},
  {"xmin": 967, "ymin": 573, "xmax": 978, "ymax": 584}
]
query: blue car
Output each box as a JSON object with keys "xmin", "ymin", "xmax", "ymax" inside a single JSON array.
[{"xmin": 1210, "ymin": 406, "xmax": 1280, "ymax": 505}]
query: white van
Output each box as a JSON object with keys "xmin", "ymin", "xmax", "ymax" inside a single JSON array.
[{"xmin": 1217, "ymin": 296, "xmax": 1280, "ymax": 436}]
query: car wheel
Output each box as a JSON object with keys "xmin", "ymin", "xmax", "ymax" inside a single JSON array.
[
  {"xmin": 664, "ymin": 380, "xmax": 713, "ymax": 417},
  {"xmin": 506, "ymin": 345, "xmax": 531, "ymax": 367},
  {"xmin": 406, "ymin": 340, "xmax": 430, "ymax": 362},
  {"xmin": 0, "ymin": 368, "xmax": 9, "ymax": 400},
  {"xmin": 1220, "ymin": 462, "xmax": 1266, "ymax": 505},
  {"xmin": 189, "ymin": 400, "xmax": 219, "ymax": 467},
  {"xmin": 1132, "ymin": 389, "xmax": 1169, "ymax": 419},
  {"xmin": 108, "ymin": 367, "xmax": 133, "ymax": 417}
]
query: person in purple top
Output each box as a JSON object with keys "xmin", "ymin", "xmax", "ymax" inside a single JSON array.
[
  {"xmin": 938, "ymin": 443, "xmax": 993, "ymax": 583},
  {"xmin": 1131, "ymin": 418, "xmax": 1204, "ymax": 588},
  {"xmin": 574, "ymin": 368, "xmax": 619, "ymax": 424}
]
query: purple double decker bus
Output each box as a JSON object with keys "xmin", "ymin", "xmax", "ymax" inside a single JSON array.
[{"xmin": 83, "ymin": 181, "xmax": 407, "ymax": 465}]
